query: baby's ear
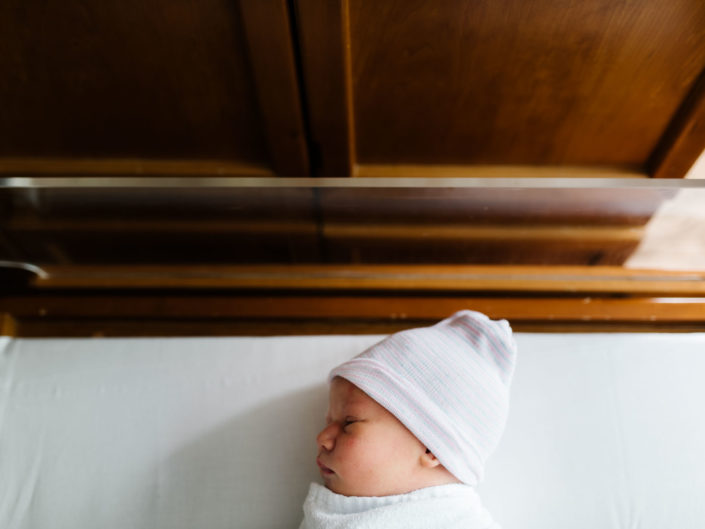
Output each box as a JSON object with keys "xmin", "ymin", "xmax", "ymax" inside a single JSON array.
[{"xmin": 420, "ymin": 449, "xmax": 442, "ymax": 468}]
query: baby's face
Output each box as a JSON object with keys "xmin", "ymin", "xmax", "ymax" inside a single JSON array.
[{"xmin": 316, "ymin": 377, "xmax": 428, "ymax": 497}]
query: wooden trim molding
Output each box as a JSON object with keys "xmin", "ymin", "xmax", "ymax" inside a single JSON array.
[
  {"xmin": 28, "ymin": 264, "xmax": 705, "ymax": 295},
  {"xmin": 239, "ymin": 0, "xmax": 310, "ymax": 176},
  {"xmin": 1, "ymin": 313, "xmax": 16, "ymax": 337},
  {"xmin": 648, "ymin": 67, "xmax": 705, "ymax": 179},
  {"xmin": 4, "ymin": 264, "xmax": 705, "ymax": 336},
  {"xmin": 5, "ymin": 294, "xmax": 705, "ymax": 322},
  {"xmin": 0, "ymin": 158, "xmax": 274, "ymax": 177},
  {"xmin": 2, "ymin": 296, "xmax": 705, "ymax": 337},
  {"xmin": 355, "ymin": 164, "xmax": 646, "ymax": 179}
]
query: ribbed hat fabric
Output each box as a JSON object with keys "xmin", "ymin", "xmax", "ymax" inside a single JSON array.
[{"xmin": 328, "ymin": 310, "xmax": 517, "ymax": 486}]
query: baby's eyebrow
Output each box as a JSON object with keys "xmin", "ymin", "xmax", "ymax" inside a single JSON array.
[{"xmin": 325, "ymin": 408, "xmax": 360, "ymax": 424}]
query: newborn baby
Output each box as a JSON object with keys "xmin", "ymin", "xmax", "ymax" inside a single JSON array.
[{"xmin": 299, "ymin": 310, "xmax": 517, "ymax": 529}]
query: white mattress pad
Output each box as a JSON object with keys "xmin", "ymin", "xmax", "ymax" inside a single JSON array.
[{"xmin": 1, "ymin": 333, "xmax": 704, "ymax": 528}]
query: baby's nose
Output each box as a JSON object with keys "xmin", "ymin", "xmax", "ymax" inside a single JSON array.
[{"xmin": 316, "ymin": 423, "xmax": 337, "ymax": 451}]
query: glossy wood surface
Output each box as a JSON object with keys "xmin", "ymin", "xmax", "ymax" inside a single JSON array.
[
  {"xmin": 0, "ymin": 186, "xmax": 668, "ymax": 266},
  {"xmin": 239, "ymin": 0, "xmax": 309, "ymax": 176},
  {"xmin": 3, "ymin": 3, "xmax": 705, "ymax": 335},
  {"xmin": 28, "ymin": 265, "xmax": 705, "ymax": 295},
  {"xmin": 298, "ymin": 0, "xmax": 705, "ymax": 177},
  {"xmin": 1, "ymin": 1, "xmax": 704, "ymax": 178},
  {"xmin": 0, "ymin": 0, "xmax": 306, "ymax": 176},
  {"xmin": 295, "ymin": 0, "xmax": 355, "ymax": 176},
  {"xmin": 351, "ymin": 0, "xmax": 705, "ymax": 166},
  {"xmin": 3, "ymin": 294, "xmax": 705, "ymax": 337}
]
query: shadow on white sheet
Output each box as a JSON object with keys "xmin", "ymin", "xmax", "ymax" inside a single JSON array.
[
  {"xmin": 0, "ymin": 335, "xmax": 379, "ymax": 529},
  {"xmin": 1, "ymin": 333, "xmax": 705, "ymax": 529}
]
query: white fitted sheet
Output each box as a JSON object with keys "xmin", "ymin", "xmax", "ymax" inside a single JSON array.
[{"xmin": 1, "ymin": 333, "xmax": 705, "ymax": 529}]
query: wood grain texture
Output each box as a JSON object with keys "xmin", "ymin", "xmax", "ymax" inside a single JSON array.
[
  {"xmin": 323, "ymin": 224, "xmax": 644, "ymax": 241},
  {"xmin": 0, "ymin": 158, "xmax": 273, "ymax": 176},
  {"xmin": 3, "ymin": 294, "xmax": 705, "ymax": 323},
  {"xmin": 3, "ymin": 220, "xmax": 643, "ymax": 265},
  {"xmin": 295, "ymin": 0, "xmax": 355, "ymax": 176},
  {"xmin": 355, "ymin": 164, "xmax": 645, "ymax": 179},
  {"xmin": 321, "ymin": 224, "xmax": 642, "ymax": 265},
  {"xmin": 335, "ymin": 0, "xmax": 705, "ymax": 171},
  {"xmin": 0, "ymin": 1, "xmax": 268, "ymax": 165},
  {"xmin": 238, "ymin": 0, "xmax": 309, "ymax": 176},
  {"xmin": 30, "ymin": 264, "xmax": 705, "ymax": 295}
]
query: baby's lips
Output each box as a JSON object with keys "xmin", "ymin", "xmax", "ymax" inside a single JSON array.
[{"xmin": 316, "ymin": 458, "xmax": 335, "ymax": 475}]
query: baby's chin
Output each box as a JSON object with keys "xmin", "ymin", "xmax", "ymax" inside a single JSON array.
[{"xmin": 324, "ymin": 479, "xmax": 420, "ymax": 498}]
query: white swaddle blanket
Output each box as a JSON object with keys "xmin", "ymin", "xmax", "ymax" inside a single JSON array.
[{"xmin": 299, "ymin": 482, "xmax": 500, "ymax": 529}]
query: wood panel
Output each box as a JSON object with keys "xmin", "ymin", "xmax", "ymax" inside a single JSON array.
[
  {"xmin": 297, "ymin": 0, "xmax": 705, "ymax": 178},
  {"xmin": 294, "ymin": 0, "xmax": 355, "ymax": 176},
  {"xmin": 0, "ymin": 0, "xmax": 307, "ymax": 176},
  {"xmin": 239, "ymin": 0, "xmax": 309, "ymax": 176}
]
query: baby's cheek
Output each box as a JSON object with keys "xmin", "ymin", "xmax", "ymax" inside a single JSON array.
[
  {"xmin": 342, "ymin": 434, "xmax": 372, "ymax": 457},
  {"xmin": 343, "ymin": 435, "xmax": 385, "ymax": 468}
]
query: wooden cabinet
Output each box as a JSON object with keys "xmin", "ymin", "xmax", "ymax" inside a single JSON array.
[
  {"xmin": 297, "ymin": 0, "xmax": 705, "ymax": 178},
  {"xmin": 2, "ymin": 1, "xmax": 705, "ymax": 335},
  {"xmin": 0, "ymin": 0, "xmax": 307, "ymax": 177},
  {"xmin": 1, "ymin": 0, "xmax": 705, "ymax": 178}
]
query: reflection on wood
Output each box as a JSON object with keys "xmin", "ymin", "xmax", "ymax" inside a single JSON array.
[
  {"xmin": 7, "ymin": 219, "xmax": 319, "ymax": 234},
  {"xmin": 648, "ymin": 68, "xmax": 705, "ymax": 179},
  {"xmin": 0, "ymin": 185, "xmax": 671, "ymax": 266},
  {"xmin": 28, "ymin": 264, "xmax": 705, "ymax": 294},
  {"xmin": 318, "ymin": 188, "xmax": 670, "ymax": 225}
]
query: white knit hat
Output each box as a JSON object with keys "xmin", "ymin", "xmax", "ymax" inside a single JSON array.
[{"xmin": 328, "ymin": 310, "xmax": 517, "ymax": 486}]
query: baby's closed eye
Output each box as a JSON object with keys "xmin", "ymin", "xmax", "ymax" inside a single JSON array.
[{"xmin": 343, "ymin": 417, "xmax": 359, "ymax": 430}]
